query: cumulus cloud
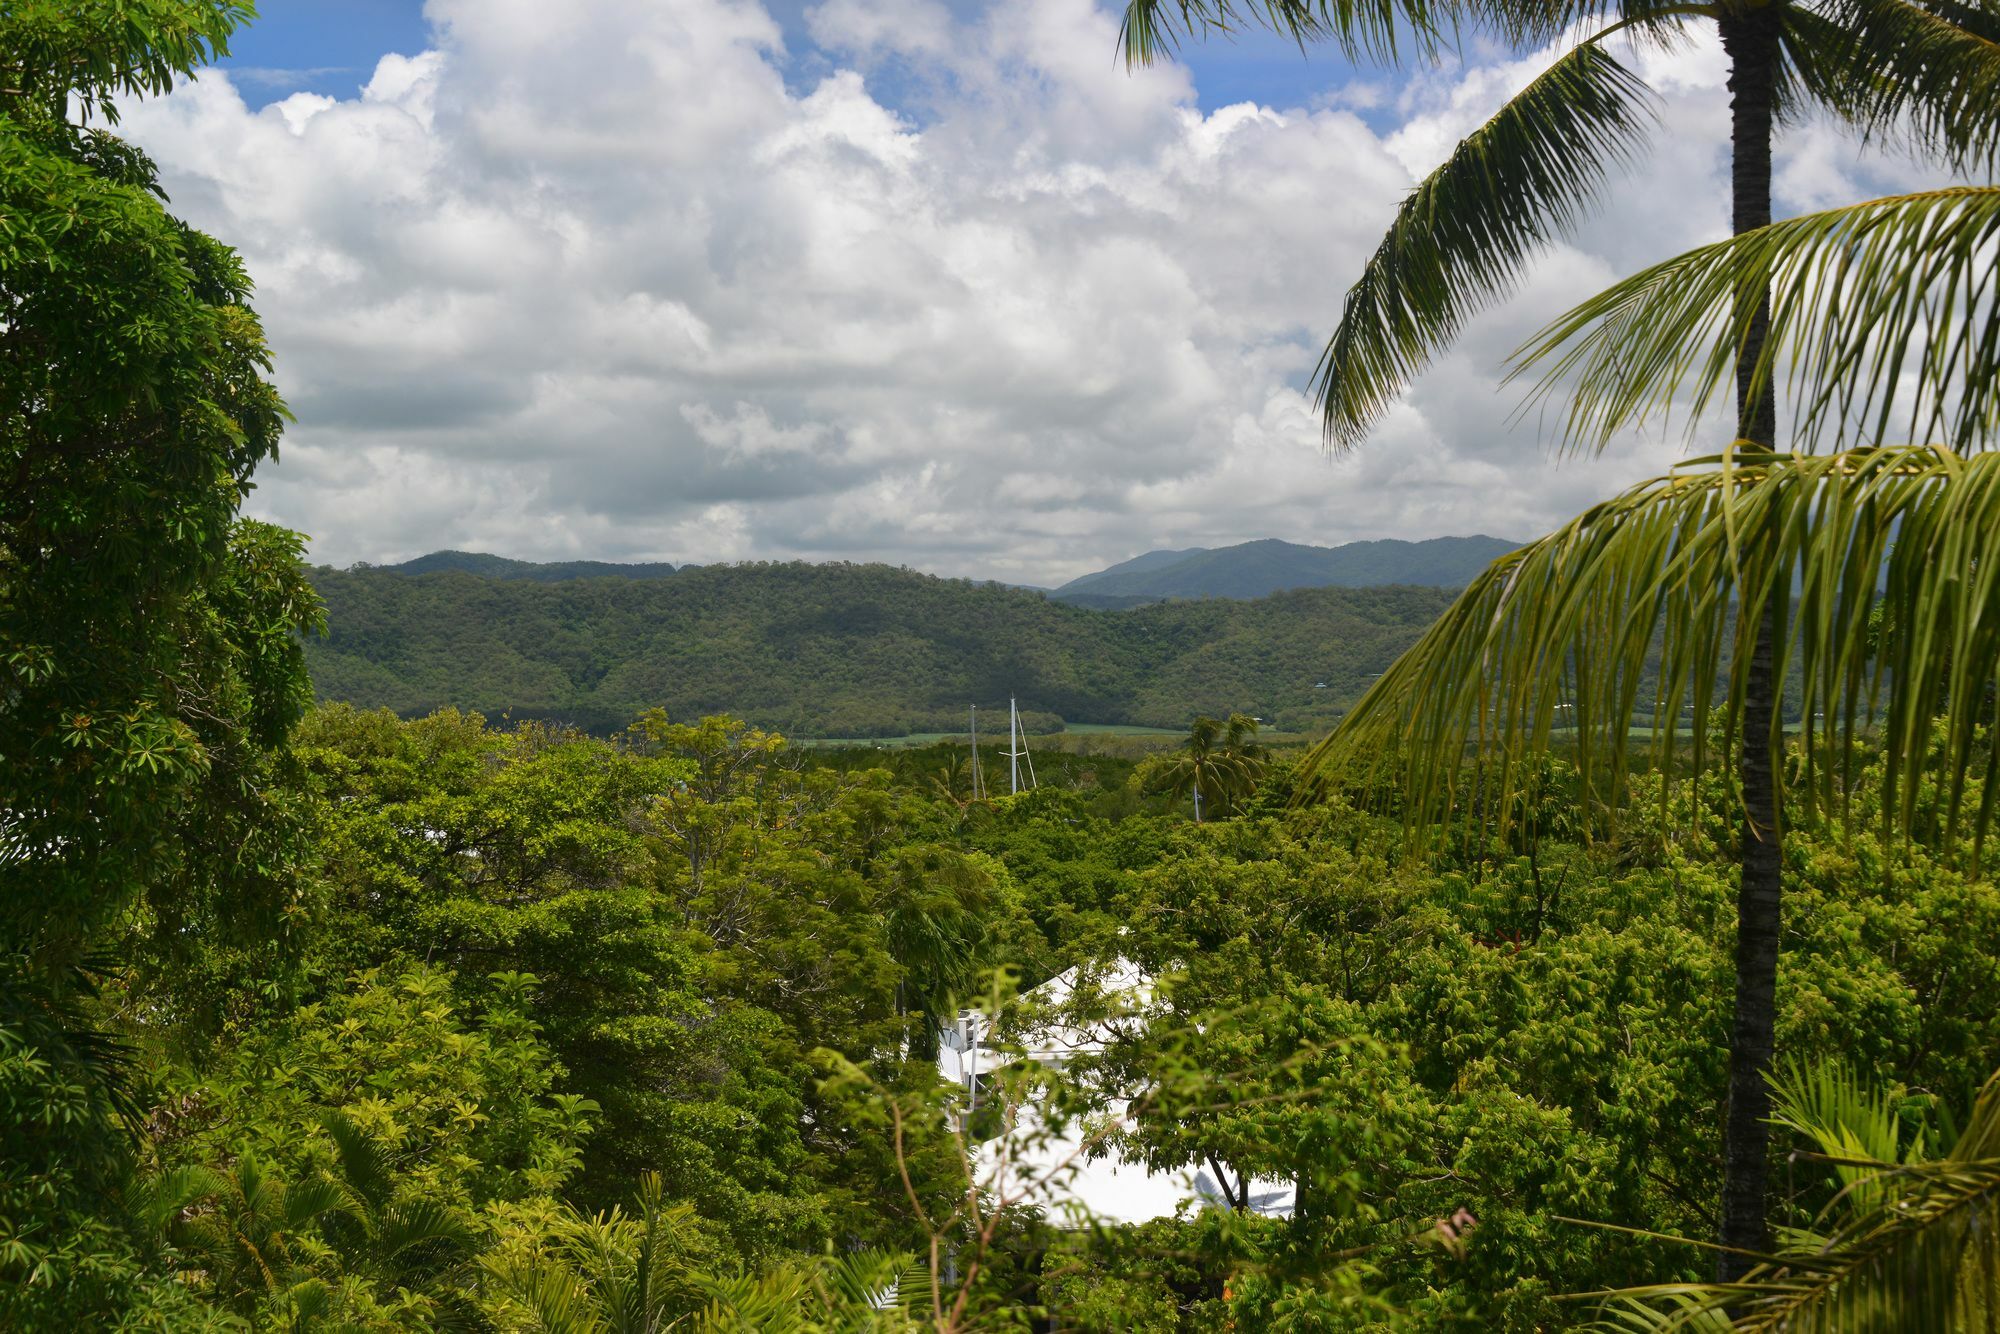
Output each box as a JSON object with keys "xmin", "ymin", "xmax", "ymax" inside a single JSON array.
[{"xmin": 120, "ymin": 0, "xmax": 1940, "ymax": 584}]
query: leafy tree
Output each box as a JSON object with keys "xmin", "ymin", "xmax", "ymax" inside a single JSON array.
[
  {"xmin": 0, "ymin": 0, "xmax": 320, "ymax": 978},
  {"xmin": 1120, "ymin": 0, "xmax": 2000, "ymax": 1269},
  {"xmin": 879, "ymin": 844, "xmax": 1025, "ymax": 1059},
  {"xmin": 131, "ymin": 964, "xmax": 592, "ymax": 1327},
  {"xmin": 1032, "ymin": 760, "xmax": 2000, "ymax": 1326}
]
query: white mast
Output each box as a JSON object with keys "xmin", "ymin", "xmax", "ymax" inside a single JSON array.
[
  {"xmin": 1009, "ymin": 697, "xmax": 1020, "ymax": 794},
  {"xmin": 1003, "ymin": 696, "xmax": 1035, "ymax": 794}
]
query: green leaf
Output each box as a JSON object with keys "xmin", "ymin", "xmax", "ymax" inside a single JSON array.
[{"xmin": 1787, "ymin": 0, "xmax": 2000, "ymax": 173}]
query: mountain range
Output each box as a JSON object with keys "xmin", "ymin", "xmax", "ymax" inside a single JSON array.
[{"xmin": 368, "ymin": 534, "xmax": 1518, "ymax": 602}]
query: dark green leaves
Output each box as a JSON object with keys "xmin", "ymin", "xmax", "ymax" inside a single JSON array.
[
  {"xmin": 0, "ymin": 1, "xmax": 250, "ymax": 122},
  {"xmin": 1119, "ymin": 0, "xmax": 1444, "ymax": 68}
]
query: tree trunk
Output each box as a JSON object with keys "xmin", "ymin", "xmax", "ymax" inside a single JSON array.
[{"xmin": 1716, "ymin": 6, "xmax": 1784, "ymax": 1282}]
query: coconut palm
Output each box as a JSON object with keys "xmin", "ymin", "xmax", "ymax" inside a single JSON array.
[
  {"xmin": 1595, "ymin": 1060, "xmax": 2000, "ymax": 1329},
  {"xmin": 880, "ymin": 845, "xmax": 1009, "ymax": 1059},
  {"xmin": 1119, "ymin": 0, "xmax": 2000, "ymax": 1268},
  {"xmin": 1307, "ymin": 185, "xmax": 2000, "ymax": 1277}
]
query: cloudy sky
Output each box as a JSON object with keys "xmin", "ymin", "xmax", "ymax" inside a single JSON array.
[{"xmin": 122, "ymin": 0, "xmax": 1926, "ymax": 584}]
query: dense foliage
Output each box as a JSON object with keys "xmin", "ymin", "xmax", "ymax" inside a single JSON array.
[
  {"xmin": 0, "ymin": 2, "xmax": 323, "ymax": 1320},
  {"xmin": 19, "ymin": 698, "xmax": 2000, "ymax": 1328},
  {"xmin": 305, "ymin": 562, "xmax": 1453, "ymax": 737}
]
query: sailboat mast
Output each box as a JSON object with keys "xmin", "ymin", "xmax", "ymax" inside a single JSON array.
[{"xmin": 1009, "ymin": 696, "xmax": 1020, "ymax": 795}]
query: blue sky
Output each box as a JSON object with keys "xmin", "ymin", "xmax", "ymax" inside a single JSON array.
[
  {"xmin": 218, "ymin": 0, "xmax": 431, "ymax": 99},
  {"xmin": 223, "ymin": 0, "xmax": 1369, "ymax": 118}
]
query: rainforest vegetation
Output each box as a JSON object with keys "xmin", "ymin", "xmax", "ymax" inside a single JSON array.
[{"xmin": 9, "ymin": 1, "xmax": 2000, "ymax": 1330}]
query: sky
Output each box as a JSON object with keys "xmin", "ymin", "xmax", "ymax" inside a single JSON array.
[{"xmin": 118, "ymin": 0, "xmax": 1931, "ymax": 584}]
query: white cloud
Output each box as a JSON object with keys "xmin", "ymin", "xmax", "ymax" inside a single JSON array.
[{"xmin": 121, "ymin": 0, "xmax": 1946, "ymax": 584}]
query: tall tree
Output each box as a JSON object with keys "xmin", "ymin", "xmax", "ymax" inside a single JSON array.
[
  {"xmin": 0, "ymin": 3, "xmax": 320, "ymax": 1314},
  {"xmin": 1119, "ymin": 0, "xmax": 2000, "ymax": 1269}
]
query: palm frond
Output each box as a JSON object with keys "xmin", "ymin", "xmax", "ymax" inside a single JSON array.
[
  {"xmin": 1588, "ymin": 1070, "xmax": 2000, "ymax": 1330},
  {"xmin": 278, "ymin": 1176, "xmax": 350, "ymax": 1234},
  {"xmin": 692, "ymin": 1267, "xmax": 815, "ymax": 1332},
  {"xmin": 1787, "ymin": 0, "xmax": 2000, "ymax": 172},
  {"xmin": 1920, "ymin": 0, "xmax": 2000, "ymax": 44},
  {"xmin": 320, "ymin": 1108, "xmax": 394, "ymax": 1215},
  {"xmin": 1590, "ymin": 1293, "xmax": 1739, "ymax": 1331},
  {"xmin": 1304, "ymin": 445, "xmax": 2000, "ymax": 860},
  {"xmin": 1514, "ymin": 188, "xmax": 2000, "ymax": 455},
  {"xmin": 483, "ymin": 1253, "xmax": 610, "ymax": 1334},
  {"xmin": 1770, "ymin": 1060, "xmax": 1917, "ymax": 1170},
  {"xmin": 376, "ymin": 1199, "xmax": 476, "ymax": 1268},
  {"xmin": 1119, "ymin": 0, "xmax": 1433, "ymax": 66},
  {"xmin": 821, "ymin": 1247, "xmax": 914, "ymax": 1309},
  {"xmin": 1316, "ymin": 38, "xmax": 1656, "ymax": 449},
  {"xmin": 134, "ymin": 1163, "xmax": 231, "ymax": 1233},
  {"xmin": 1795, "ymin": 1160, "xmax": 2000, "ymax": 1329}
]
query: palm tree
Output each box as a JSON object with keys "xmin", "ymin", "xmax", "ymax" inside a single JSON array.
[
  {"xmin": 880, "ymin": 845, "xmax": 1007, "ymax": 1059},
  {"xmin": 1597, "ymin": 1060, "xmax": 2000, "ymax": 1329},
  {"xmin": 1305, "ymin": 187, "xmax": 2000, "ymax": 1281},
  {"xmin": 1119, "ymin": 0, "xmax": 2000, "ymax": 1267},
  {"xmin": 1152, "ymin": 714, "xmax": 1265, "ymax": 820},
  {"xmin": 928, "ymin": 745, "xmax": 975, "ymax": 807}
]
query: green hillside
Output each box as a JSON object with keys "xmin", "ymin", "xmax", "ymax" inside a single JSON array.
[{"xmin": 305, "ymin": 561, "xmax": 1454, "ymax": 736}]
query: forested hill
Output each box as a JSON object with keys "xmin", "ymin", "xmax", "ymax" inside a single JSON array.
[{"xmin": 305, "ymin": 561, "xmax": 1455, "ymax": 737}]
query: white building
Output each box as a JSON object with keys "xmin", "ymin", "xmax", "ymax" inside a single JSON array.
[{"xmin": 936, "ymin": 959, "xmax": 1295, "ymax": 1226}]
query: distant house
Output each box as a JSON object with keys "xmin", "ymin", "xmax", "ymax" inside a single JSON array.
[{"xmin": 936, "ymin": 959, "xmax": 1295, "ymax": 1225}]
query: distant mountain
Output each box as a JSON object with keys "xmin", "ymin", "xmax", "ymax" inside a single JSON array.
[
  {"xmin": 369, "ymin": 550, "xmax": 680, "ymax": 581},
  {"xmin": 1052, "ymin": 536, "xmax": 1518, "ymax": 602}
]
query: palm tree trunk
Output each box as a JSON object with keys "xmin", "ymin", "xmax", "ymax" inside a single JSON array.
[{"xmin": 1717, "ymin": 6, "xmax": 1784, "ymax": 1281}]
